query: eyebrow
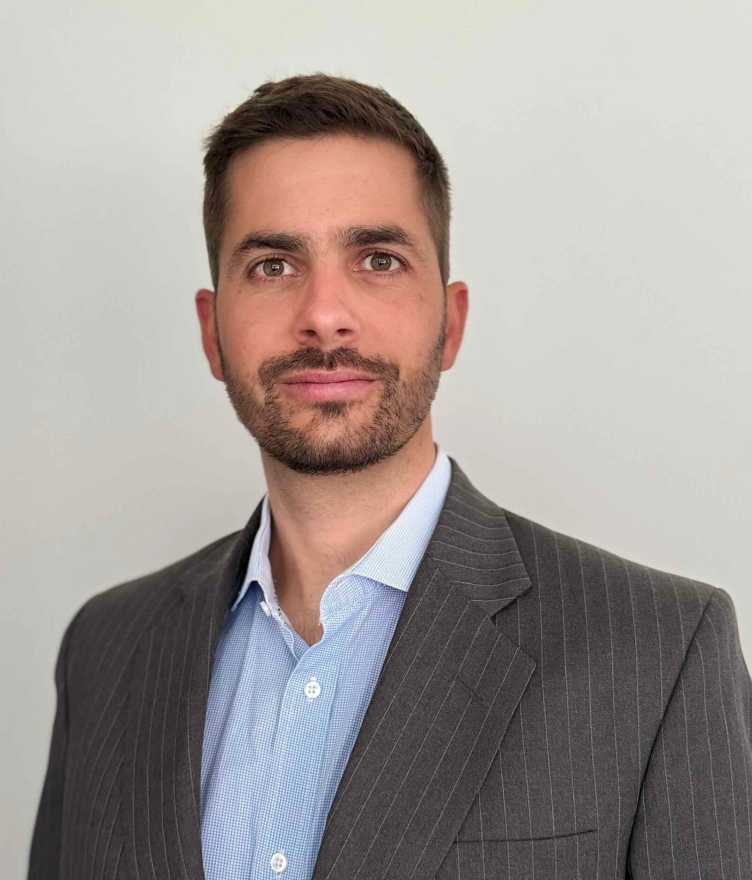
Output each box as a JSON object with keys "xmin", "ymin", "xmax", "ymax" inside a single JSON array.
[{"xmin": 226, "ymin": 224, "xmax": 425, "ymax": 276}]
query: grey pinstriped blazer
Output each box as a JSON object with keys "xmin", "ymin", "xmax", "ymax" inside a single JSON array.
[{"xmin": 29, "ymin": 458, "xmax": 752, "ymax": 879}]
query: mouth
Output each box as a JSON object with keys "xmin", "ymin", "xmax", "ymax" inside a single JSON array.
[{"xmin": 280, "ymin": 370, "xmax": 379, "ymax": 402}]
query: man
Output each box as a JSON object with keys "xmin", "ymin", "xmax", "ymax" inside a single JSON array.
[{"xmin": 29, "ymin": 73, "xmax": 752, "ymax": 880}]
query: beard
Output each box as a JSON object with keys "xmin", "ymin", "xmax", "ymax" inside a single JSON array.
[{"xmin": 217, "ymin": 315, "xmax": 446, "ymax": 476}]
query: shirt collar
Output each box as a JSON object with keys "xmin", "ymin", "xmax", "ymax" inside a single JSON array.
[{"xmin": 231, "ymin": 445, "xmax": 451, "ymax": 613}]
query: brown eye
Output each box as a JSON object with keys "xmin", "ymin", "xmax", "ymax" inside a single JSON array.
[
  {"xmin": 360, "ymin": 252, "xmax": 404, "ymax": 273},
  {"xmin": 262, "ymin": 258, "xmax": 286, "ymax": 277},
  {"xmin": 248, "ymin": 257, "xmax": 293, "ymax": 280}
]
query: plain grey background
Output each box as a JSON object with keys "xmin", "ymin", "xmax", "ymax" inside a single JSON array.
[{"xmin": 2, "ymin": 0, "xmax": 750, "ymax": 875}]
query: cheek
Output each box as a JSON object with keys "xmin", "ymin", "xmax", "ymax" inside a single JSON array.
[
  {"xmin": 219, "ymin": 300, "xmax": 282, "ymax": 363},
  {"xmin": 368, "ymin": 286, "xmax": 433, "ymax": 327},
  {"xmin": 374, "ymin": 303, "xmax": 440, "ymax": 358}
]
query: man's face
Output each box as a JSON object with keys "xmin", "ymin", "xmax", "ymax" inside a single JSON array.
[{"xmin": 196, "ymin": 133, "xmax": 468, "ymax": 475}]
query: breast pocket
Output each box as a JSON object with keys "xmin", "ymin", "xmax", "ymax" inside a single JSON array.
[{"xmin": 436, "ymin": 828, "xmax": 598, "ymax": 880}]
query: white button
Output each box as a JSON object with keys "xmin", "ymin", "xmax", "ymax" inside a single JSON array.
[
  {"xmin": 259, "ymin": 600, "xmax": 271, "ymax": 617},
  {"xmin": 270, "ymin": 850, "xmax": 287, "ymax": 873},
  {"xmin": 304, "ymin": 676, "xmax": 321, "ymax": 700}
]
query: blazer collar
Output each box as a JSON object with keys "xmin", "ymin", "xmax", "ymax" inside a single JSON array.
[{"xmin": 424, "ymin": 456, "xmax": 533, "ymax": 614}]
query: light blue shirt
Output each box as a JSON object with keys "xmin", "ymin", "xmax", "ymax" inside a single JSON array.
[{"xmin": 200, "ymin": 446, "xmax": 451, "ymax": 880}]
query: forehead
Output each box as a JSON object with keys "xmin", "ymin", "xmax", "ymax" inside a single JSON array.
[{"xmin": 221, "ymin": 134, "xmax": 430, "ymax": 251}]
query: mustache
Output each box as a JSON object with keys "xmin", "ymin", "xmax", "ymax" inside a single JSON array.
[{"xmin": 258, "ymin": 347, "xmax": 400, "ymax": 387}]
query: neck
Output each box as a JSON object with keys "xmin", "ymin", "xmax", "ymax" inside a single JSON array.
[{"xmin": 260, "ymin": 419, "xmax": 438, "ymax": 641}]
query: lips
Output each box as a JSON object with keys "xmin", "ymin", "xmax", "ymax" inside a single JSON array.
[
  {"xmin": 279, "ymin": 370, "xmax": 379, "ymax": 402},
  {"xmin": 281, "ymin": 370, "xmax": 377, "ymax": 385}
]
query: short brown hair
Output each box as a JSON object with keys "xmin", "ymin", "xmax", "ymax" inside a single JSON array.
[{"xmin": 202, "ymin": 73, "xmax": 452, "ymax": 290}]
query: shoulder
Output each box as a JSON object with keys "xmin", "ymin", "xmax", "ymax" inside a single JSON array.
[
  {"xmin": 448, "ymin": 458, "xmax": 727, "ymax": 635},
  {"xmin": 501, "ymin": 505, "xmax": 726, "ymax": 647},
  {"xmin": 494, "ymin": 505, "xmax": 750, "ymax": 699}
]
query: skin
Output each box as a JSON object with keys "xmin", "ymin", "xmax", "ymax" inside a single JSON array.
[{"xmin": 195, "ymin": 133, "xmax": 468, "ymax": 645}]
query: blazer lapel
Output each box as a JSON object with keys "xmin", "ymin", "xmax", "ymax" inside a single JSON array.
[
  {"xmin": 124, "ymin": 503, "xmax": 262, "ymax": 880},
  {"xmin": 312, "ymin": 459, "xmax": 537, "ymax": 880}
]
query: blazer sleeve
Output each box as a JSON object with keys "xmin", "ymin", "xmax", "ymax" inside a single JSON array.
[
  {"xmin": 27, "ymin": 605, "xmax": 84, "ymax": 880},
  {"xmin": 627, "ymin": 586, "xmax": 752, "ymax": 879}
]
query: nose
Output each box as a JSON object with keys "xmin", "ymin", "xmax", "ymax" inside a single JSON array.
[{"xmin": 292, "ymin": 264, "xmax": 360, "ymax": 349}]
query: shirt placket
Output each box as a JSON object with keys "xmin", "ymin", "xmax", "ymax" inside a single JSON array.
[
  {"xmin": 251, "ymin": 577, "xmax": 364, "ymax": 879},
  {"xmin": 250, "ymin": 654, "xmax": 339, "ymax": 879}
]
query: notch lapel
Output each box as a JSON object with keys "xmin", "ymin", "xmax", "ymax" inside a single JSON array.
[{"xmin": 312, "ymin": 459, "xmax": 537, "ymax": 880}]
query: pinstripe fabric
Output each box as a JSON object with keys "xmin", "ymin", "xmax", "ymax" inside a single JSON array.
[{"xmin": 28, "ymin": 458, "xmax": 752, "ymax": 879}]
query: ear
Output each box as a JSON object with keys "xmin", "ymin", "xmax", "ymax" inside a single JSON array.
[
  {"xmin": 195, "ymin": 288, "xmax": 225, "ymax": 382},
  {"xmin": 440, "ymin": 280, "xmax": 469, "ymax": 371}
]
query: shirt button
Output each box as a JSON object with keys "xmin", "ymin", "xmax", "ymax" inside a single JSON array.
[
  {"xmin": 270, "ymin": 851, "xmax": 287, "ymax": 873},
  {"xmin": 304, "ymin": 676, "xmax": 321, "ymax": 700}
]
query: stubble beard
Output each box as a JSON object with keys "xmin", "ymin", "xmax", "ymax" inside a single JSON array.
[{"xmin": 218, "ymin": 317, "xmax": 447, "ymax": 476}]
